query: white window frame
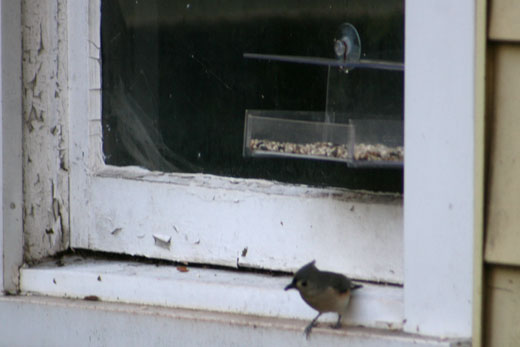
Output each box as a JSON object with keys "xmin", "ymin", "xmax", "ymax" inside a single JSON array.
[
  {"xmin": 404, "ymin": 1, "xmax": 482, "ymax": 338},
  {"xmin": 1, "ymin": 0, "xmax": 484, "ymax": 341},
  {"xmin": 1, "ymin": 0, "xmax": 23, "ymax": 294},
  {"xmin": 69, "ymin": 1, "xmax": 404, "ymax": 284}
]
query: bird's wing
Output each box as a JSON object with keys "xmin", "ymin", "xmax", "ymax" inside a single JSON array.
[
  {"xmin": 328, "ymin": 273, "xmax": 363, "ymax": 292},
  {"xmin": 319, "ymin": 271, "xmax": 352, "ymax": 293}
]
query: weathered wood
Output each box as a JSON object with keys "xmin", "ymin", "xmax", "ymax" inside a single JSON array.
[
  {"xmin": 73, "ymin": 169, "xmax": 404, "ymax": 284},
  {"xmin": 22, "ymin": 0, "xmax": 69, "ymax": 261}
]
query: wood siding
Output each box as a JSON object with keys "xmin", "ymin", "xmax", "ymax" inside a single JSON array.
[{"xmin": 485, "ymin": 1, "xmax": 520, "ymax": 346}]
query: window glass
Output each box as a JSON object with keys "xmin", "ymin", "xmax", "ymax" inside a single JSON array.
[{"xmin": 101, "ymin": 0, "xmax": 403, "ymax": 192}]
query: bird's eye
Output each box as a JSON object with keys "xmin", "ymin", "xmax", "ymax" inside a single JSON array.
[{"xmin": 301, "ymin": 280, "xmax": 308, "ymax": 287}]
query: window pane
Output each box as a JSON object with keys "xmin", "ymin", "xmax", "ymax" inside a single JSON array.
[{"xmin": 101, "ymin": 0, "xmax": 404, "ymax": 192}]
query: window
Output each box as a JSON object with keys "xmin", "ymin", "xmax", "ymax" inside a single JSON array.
[
  {"xmin": 101, "ymin": 0, "xmax": 404, "ymax": 192},
  {"xmin": 68, "ymin": 0, "xmax": 404, "ymax": 284},
  {"xmin": 1, "ymin": 0, "xmax": 480, "ymax": 341}
]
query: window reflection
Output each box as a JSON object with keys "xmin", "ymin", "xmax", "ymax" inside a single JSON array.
[{"xmin": 101, "ymin": 0, "xmax": 404, "ymax": 191}]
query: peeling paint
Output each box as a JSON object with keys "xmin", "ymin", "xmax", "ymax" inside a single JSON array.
[
  {"xmin": 111, "ymin": 228, "xmax": 123, "ymax": 235},
  {"xmin": 22, "ymin": 0, "xmax": 70, "ymax": 261},
  {"xmin": 153, "ymin": 234, "xmax": 172, "ymax": 250}
]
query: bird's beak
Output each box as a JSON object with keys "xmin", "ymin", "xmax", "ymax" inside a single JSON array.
[{"xmin": 285, "ymin": 282, "xmax": 296, "ymax": 291}]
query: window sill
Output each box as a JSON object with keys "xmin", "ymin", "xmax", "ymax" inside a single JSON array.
[{"xmin": 20, "ymin": 256, "xmax": 402, "ymax": 329}]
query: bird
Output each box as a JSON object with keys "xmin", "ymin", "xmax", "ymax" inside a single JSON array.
[{"xmin": 285, "ymin": 260, "xmax": 362, "ymax": 338}]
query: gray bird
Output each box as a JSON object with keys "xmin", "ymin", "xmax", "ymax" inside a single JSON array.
[{"xmin": 285, "ymin": 260, "xmax": 362, "ymax": 338}]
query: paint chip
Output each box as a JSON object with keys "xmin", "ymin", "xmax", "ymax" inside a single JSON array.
[
  {"xmin": 176, "ymin": 266, "xmax": 189, "ymax": 273},
  {"xmin": 153, "ymin": 233, "xmax": 172, "ymax": 250},
  {"xmin": 241, "ymin": 247, "xmax": 248, "ymax": 257},
  {"xmin": 111, "ymin": 227, "xmax": 123, "ymax": 235}
]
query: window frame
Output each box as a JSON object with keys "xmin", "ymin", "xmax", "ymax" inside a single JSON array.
[
  {"xmin": 403, "ymin": 0, "xmax": 483, "ymax": 337},
  {"xmin": 68, "ymin": 0, "xmax": 404, "ymax": 284},
  {"xmin": 1, "ymin": 0, "xmax": 23, "ymax": 294},
  {"xmin": 1, "ymin": 0, "xmax": 484, "ymax": 340}
]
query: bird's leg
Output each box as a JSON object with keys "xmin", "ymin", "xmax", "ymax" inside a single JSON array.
[
  {"xmin": 304, "ymin": 312, "xmax": 322, "ymax": 339},
  {"xmin": 332, "ymin": 314, "xmax": 342, "ymax": 329}
]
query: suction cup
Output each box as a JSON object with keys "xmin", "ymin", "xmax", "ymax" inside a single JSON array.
[{"xmin": 334, "ymin": 23, "xmax": 361, "ymax": 62}]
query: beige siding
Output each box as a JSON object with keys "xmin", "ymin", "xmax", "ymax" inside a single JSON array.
[
  {"xmin": 485, "ymin": 2, "xmax": 520, "ymax": 346},
  {"xmin": 485, "ymin": 266, "xmax": 520, "ymax": 347},
  {"xmin": 489, "ymin": 0, "xmax": 520, "ymax": 41},
  {"xmin": 485, "ymin": 44, "xmax": 520, "ymax": 266}
]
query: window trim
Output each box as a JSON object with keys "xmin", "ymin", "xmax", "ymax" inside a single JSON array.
[
  {"xmin": 403, "ymin": 0, "xmax": 483, "ymax": 338},
  {"xmin": 1, "ymin": 0, "xmax": 23, "ymax": 293}
]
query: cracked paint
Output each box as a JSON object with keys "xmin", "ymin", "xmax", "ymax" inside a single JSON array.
[{"xmin": 22, "ymin": 0, "xmax": 70, "ymax": 261}]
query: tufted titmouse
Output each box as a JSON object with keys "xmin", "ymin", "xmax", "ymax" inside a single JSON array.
[{"xmin": 285, "ymin": 260, "xmax": 362, "ymax": 338}]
